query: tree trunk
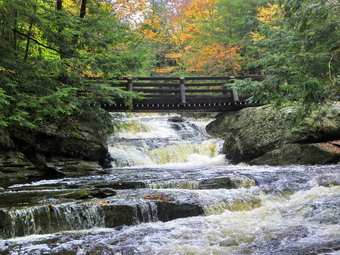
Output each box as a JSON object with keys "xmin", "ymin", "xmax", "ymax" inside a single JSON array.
[
  {"xmin": 24, "ymin": 23, "xmax": 33, "ymax": 61},
  {"xmin": 72, "ymin": 0, "xmax": 87, "ymax": 48},
  {"xmin": 56, "ymin": 0, "xmax": 62, "ymax": 10},
  {"xmin": 56, "ymin": 0, "xmax": 66, "ymax": 58},
  {"xmin": 80, "ymin": 0, "xmax": 87, "ymax": 18},
  {"xmin": 13, "ymin": 11, "xmax": 18, "ymax": 52}
]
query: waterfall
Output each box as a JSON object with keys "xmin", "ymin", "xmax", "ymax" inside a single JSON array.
[
  {"xmin": 0, "ymin": 200, "xmax": 160, "ymax": 239},
  {"xmin": 0, "ymin": 203, "xmax": 105, "ymax": 238},
  {"xmin": 108, "ymin": 114, "xmax": 225, "ymax": 167}
]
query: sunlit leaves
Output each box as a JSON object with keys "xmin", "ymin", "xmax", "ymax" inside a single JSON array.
[
  {"xmin": 249, "ymin": 0, "xmax": 340, "ymax": 108},
  {"xmin": 256, "ymin": 3, "xmax": 280, "ymax": 24},
  {"xmin": 0, "ymin": 0, "xmax": 145, "ymax": 129},
  {"xmin": 187, "ymin": 43, "xmax": 243, "ymax": 76}
]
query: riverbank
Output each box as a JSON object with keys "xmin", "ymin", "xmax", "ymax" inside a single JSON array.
[
  {"xmin": 206, "ymin": 103, "xmax": 340, "ymax": 165},
  {"xmin": 0, "ymin": 118, "xmax": 110, "ymax": 181}
]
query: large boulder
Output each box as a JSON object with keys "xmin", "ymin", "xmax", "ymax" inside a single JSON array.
[
  {"xmin": 206, "ymin": 103, "xmax": 340, "ymax": 165},
  {"xmin": 9, "ymin": 120, "xmax": 109, "ymax": 163},
  {"xmin": 0, "ymin": 119, "xmax": 110, "ymax": 178}
]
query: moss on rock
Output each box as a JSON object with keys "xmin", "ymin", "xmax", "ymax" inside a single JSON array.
[{"xmin": 206, "ymin": 103, "xmax": 340, "ymax": 165}]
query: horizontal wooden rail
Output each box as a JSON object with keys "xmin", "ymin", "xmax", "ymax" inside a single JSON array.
[{"xmin": 84, "ymin": 76, "xmax": 264, "ymax": 112}]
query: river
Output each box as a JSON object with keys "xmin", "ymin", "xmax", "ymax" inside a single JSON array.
[{"xmin": 0, "ymin": 114, "xmax": 339, "ymax": 254}]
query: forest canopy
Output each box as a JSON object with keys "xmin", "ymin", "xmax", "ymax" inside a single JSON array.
[{"xmin": 0, "ymin": 0, "xmax": 339, "ymax": 128}]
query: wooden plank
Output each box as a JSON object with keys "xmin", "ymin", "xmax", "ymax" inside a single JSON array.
[
  {"xmin": 186, "ymin": 97, "xmax": 229, "ymax": 100},
  {"xmin": 142, "ymin": 95, "xmax": 177, "ymax": 98},
  {"xmin": 185, "ymin": 82, "xmax": 227, "ymax": 87},
  {"xmin": 132, "ymin": 82, "xmax": 179, "ymax": 87},
  {"xmin": 186, "ymin": 99, "xmax": 231, "ymax": 104},
  {"xmin": 133, "ymin": 77, "xmax": 181, "ymax": 81},
  {"xmin": 134, "ymin": 88, "xmax": 179, "ymax": 93},
  {"xmin": 133, "ymin": 99, "xmax": 180, "ymax": 104},
  {"xmin": 185, "ymin": 89, "xmax": 226, "ymax": 93}
]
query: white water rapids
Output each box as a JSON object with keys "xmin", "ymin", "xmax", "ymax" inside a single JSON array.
[{"xmin": 0, "ymin": 114, "xmax": 339, "ymax": 255}]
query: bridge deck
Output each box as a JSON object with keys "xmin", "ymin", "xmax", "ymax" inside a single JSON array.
[{"xmin": 86, "ymin": 76, "xmax": 264, "ymax": 112}]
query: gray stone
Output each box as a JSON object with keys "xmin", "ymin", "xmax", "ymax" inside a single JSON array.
[
  {"xmin": 206, "ymin": 103, "xmax": 340, "ymax": 165},
  {"xmin": 168, "ymin": 115, "xmax": 188, "ymax": 122},
  {"xmin": 0, "ymin": 118, "xmax": 110, "ymax": 179}
]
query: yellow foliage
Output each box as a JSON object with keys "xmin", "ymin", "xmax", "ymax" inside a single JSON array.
[
  {"xmin": 0, "ymin": 67, "xmax": 15, "ymax": 73},
  {"xmin": 82, "ymin": 70, "xmax": 104, "ymax": 78},
  {"xmin": 187, "ymin": 43, "xmax": 242, "ymax": 75},
  {"xmin": 256, "ymin": 3, "xmax": 280, "ymax": 24},
  {"xmin": 251, "ymin": 31, "xmax": 265, "ymax": 42},
  {"xmin": 252, "ymin": 4, "xmax": 283, "ymax": 42},
  {"xmin": 155, "ymin": 66, "xmax": 176, "ymax": 73},
  {"xmin": 165, "ymin": 53, "xmax": 183, "ymax": 59}
]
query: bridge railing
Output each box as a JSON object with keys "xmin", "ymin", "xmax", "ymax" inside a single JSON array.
[
  {"xmin": 111, "ymin": 76, "xmax": 264, "ymax": 105},
  {"xmin": 84, "ymin": 76, "xmax": 264, "ymax": 112}
]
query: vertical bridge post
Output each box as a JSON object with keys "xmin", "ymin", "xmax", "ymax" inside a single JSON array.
[
  {"xmin": 179, "ymin": 77, "xmax": 186, "ymax": 105},
  {"xmin": 232, "ymin": 89, "xmax": 239, "ymax": 103},
  {"xmin": 127, "ymin": 77, "xmax": 133, "ymax": 104}
]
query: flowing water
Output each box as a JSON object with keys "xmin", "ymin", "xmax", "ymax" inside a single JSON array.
[{"xmin": 0, "ymin": 114, "xmax": 339, "ymax": 255}]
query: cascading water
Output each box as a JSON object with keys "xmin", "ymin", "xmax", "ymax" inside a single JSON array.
[
  {"xmin": 108, "ymin": 114, "xmax": 225, "ymax": 167},
  {"xmin": 0, "ymin": 114, "xmax": 339, "ymax": 255}
]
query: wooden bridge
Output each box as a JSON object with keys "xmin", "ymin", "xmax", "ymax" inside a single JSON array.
[{"xmin": 87, "ymin": 76, "xmax": 264, "ymax": 112}]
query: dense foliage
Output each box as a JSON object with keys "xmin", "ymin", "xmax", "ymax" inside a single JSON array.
[
  {"xmin": 0, "ymin": 0, "xmax": 338, "ymax": 130},
  {"xmin": 247, "ymin": 0, "xmax": 340, "ymax": 109},
  {"xmin": 0, "ymin": 0, "xmax": 144, "ymax": 129}
]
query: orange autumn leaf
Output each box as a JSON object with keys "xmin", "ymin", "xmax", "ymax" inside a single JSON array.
[
  {"xmin": 165, "ymin": 53, "xmax": 183, "ymax": 59},
  {"xmin": 155, "ymin": 66, "xmax": 177, "ymax": 73}
]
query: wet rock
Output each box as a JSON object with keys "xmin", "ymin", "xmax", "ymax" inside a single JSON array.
[
  {"xmin": 0, "ymin": 118, "xmax": 110, "ymax": 179},
  {"xmin": 250, "ymin": 143, "xmax": 340, "ymax": 165},
  {"xmin": 219, "ymin": 238, "xmax": 238, "ymax": 247},
  {"xmin": 96, "ymin": 181, "xmax": 147, "ymax": 189},
  {"xmin": 148, "ymin": 176, "xmax": 257, "ymax": 190},
  {"xmin": 63, "ymin": 188, "xmax": 117, "ymax": 199},
  {"xmin": 47, "ymin": 157, "xmax": 103, "ymax": 176},
  {"xmin": 206, "ymin": 104, "xmax": 340, "ymax": 165},
  {"xmin": 168, "ymin": 115, "xmax": 188, "ymax": 122},
  {"xmin": 9, "ymin": 120, "xmax": 109, "ymax": 165},
  {"xmin": 199, "ymin": 176, "xmax": 257, "ymax": 189},
  {"xmin": 316, "ymin": 175, "xmax": 340, "ymax": 187},
  {"xmin": 0, "ymin": 129, "xmax": 14, "ymax": 149},
  {"xmin": 102, "ymin": 205, "xmax": 139, "ymax": 227},
  {"xmin": 156, "ymin": 202, "xmax": 204, "ymax": 221},
  {"xmin": 0, "ymin": 151, "xmax": 36, "ymax": 172}
]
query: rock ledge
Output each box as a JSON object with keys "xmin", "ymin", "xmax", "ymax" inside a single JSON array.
[{"xmin": 206, "ymin": 104, "xmax": 340, "ymax": 165}]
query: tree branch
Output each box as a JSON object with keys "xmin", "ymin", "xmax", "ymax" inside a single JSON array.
[{"xmin": 12, "ymin": 28, "xmax": 62, "ymax": 54}]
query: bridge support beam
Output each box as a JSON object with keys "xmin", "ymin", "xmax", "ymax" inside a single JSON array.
[
  {"xmin": 127, "ymin": 77, "xmax": 133, "ymax": 104},
  {"xmin": 179, "ymin": 77, "xmax": 186, "ymax": 105},
  {"xmin": 232, "ymin": 89, "xmax": 239, "ymax": 103}
]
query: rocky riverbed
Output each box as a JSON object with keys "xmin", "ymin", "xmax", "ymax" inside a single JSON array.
[{"xmin": 0, "ymin": 114, "xmax": 339, "ymax": 254}]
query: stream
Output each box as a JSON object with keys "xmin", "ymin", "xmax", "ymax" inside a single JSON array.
[{"xmin": 0, "ymin": 114, "xmax": 339, "ymax": 255}]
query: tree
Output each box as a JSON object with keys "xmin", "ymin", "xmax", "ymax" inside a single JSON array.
[
  {"xmin": 143, "ymin": 0, "xmax": 267, "ymax": 76},
  {"xmin": 248, "ymin": 0, "xmax": 340, "ymax": 108},
  {"xmin": 0, "ymin": 0, "xmax": 144, "ymax": 129}
]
